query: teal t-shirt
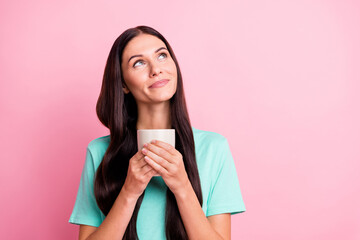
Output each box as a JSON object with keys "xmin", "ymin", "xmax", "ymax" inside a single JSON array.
[{"xmin": 69, "ymin": 127, "xmax": 246, "ymax": 238}]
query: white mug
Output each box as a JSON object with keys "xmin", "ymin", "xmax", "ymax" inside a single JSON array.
[
  {"xmin": 137, "ymin": 129, "xmax": 175, "ymax": 151},
  {"xmin": 137, "ymin": 129, "xmax": 175, "ymax": 177}
]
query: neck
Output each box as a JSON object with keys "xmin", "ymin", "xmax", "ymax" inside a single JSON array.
[{"xmin": 136, "ymin": 102, "xmax": 172, "ymax": 130}]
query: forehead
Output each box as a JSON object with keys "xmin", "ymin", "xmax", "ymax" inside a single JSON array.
[{"xmin": 122, "ymin": 34, "xmax": 166, "ymax": 59}]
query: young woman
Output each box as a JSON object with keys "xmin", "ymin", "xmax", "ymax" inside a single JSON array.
[{"xmin": 69, "ymin": 25, "xmax": 246, "ymax": 240}]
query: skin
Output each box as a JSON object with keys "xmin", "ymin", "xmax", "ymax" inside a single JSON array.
[
  {"xmin": 79, "ymin": 33, "xmax": 231, "ymax": 240},
  {"xmin": 121, "ymin": 33, "xmax": 177, "ymax": 130}
]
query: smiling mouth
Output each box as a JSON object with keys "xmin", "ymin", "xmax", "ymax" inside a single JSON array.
[{"xmin": 149, "ymin": 79, "xmax": 170, "ymax": 88}]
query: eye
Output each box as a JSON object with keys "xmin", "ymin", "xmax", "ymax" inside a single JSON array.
[
  {"xmin": 133, "ymin": 53, "xmax": 168, "ymax": 68},
  {"xmin": 159, "ymin": 52, "xmax": 167, "ymax": 60},
  {"xmin": 133, "ymin": 60, "xmax": 144, "ymax": 68}
]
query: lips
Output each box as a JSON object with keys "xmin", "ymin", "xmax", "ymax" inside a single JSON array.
[{"xmin": 149, "ymin": 79, "xmax": 170, "ymax": 88}]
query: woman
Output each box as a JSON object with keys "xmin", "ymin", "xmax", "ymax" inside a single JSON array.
[{"xmin": 69, "ymin": 25, "xmax": 246, "ymax": 240}]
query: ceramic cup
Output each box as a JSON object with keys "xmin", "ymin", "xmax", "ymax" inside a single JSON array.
[
  {"xmin": 137, "ymin": 129, "xmax": 175, "ymax": 177},
  {"xmin": 137, "ymin": 129, "xmax": 175, "ymax": 151}
]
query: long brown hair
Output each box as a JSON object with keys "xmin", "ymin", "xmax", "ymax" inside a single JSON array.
[{"xmin": 94, "ymin": 25, "xmax": 203, "ymax": 240}]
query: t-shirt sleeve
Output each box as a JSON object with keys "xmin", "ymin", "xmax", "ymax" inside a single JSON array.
[
  {"xmin": 206, "ymin": 138, "xmax": 246, "ymax": 217},
  {"xmin": 69, "ymin": 147, "xmax": 104, "ymax": 227}
]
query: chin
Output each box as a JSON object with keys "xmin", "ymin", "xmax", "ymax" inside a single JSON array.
[{"xmin": 153, "ymin": 91, "xmax": 176, "ymax": 103}]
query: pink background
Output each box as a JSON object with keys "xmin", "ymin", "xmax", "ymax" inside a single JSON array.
[{"xmin": 1, "ymin": 0, "xmax": 359, "ymax": 239}]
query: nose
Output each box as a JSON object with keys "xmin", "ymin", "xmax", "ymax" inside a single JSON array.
[{"xmin": 150, "ymin": 61, "xmax": 162, "ymax": 77}]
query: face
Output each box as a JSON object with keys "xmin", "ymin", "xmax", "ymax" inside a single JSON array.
[{"xmin": 121, "ymin": 34, "xmax": 178, "ymax": 105}]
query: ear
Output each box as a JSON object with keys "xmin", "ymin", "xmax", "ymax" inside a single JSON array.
[{"xmin": 122, "ymin": 84, "xmax": 130, "ymax": 94}]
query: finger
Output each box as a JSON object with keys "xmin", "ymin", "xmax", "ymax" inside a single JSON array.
[
  {"xmin": 137, "ymin": 157, "xmax": 148, "ymax": 168},
  {"xmin": 144, "ymin": 156, "xmax": 167, "ymax": 176},
  {"xmin": 145, "ymin": 169, "xmax": 158, "ymax": 178},
  {"xmin": 150, "ymin": 140, "xmax": 178, "ymax": 156},
  {"xmin": 140, "ymin": 164, "xmax": 154, "ymax": 174},
  {"xmin": 145, "ymin": 143, "xmax": 174, "ymax": 163},
  {"xmin": 142, "ymin": 148, "xmax": 171, "ymax": 170},
  {"xmin": 132, "ymin": 150, "xmax": 145, "ymax": 162}
]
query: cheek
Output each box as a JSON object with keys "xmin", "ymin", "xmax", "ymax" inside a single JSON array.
[
  {"xmin": 166, "ymin": 61, "xmax": 177, "ymax": 75},
  {"xmin": 126, "ymin": 72, "xmax": 146, "ymax": 89},
  {"xmin": 168, "ymin": 63, "xmax": 178, "ymax": 87}
]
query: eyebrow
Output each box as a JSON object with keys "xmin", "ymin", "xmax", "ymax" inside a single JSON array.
[{"xmin": 128, "ymin": 47, "xmax": 168, "ymax": 63}]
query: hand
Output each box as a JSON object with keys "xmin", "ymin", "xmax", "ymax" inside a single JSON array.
[
  {"xmin": 122, "ymin": 150, "xmax": 158, "ymax": 200},
  {"xmin": 141, "ymin": 140, "xmax": 190, "ymax": 196}
]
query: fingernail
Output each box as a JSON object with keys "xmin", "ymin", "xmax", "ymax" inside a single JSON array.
[
  {"xmin": 151, "ymin": 140, "xmax": 156, "ymax": 144},
  {"xmin": 143, "ymin": 143, "xmax": 148, "ymax": 148},
  {"xmin": 142, "ymin": 148, "xmax": 147, "ymax": 154}
]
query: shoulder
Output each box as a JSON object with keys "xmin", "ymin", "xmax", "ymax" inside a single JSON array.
[
  {"xmin": 87, "ymin": 135, "xmax": 110, "ymax": 151},
  {"xmin": 86, "ymin": 135, "xmax": 111, "ymax": 168},
  {"xmin": 191, "ymin": 126, "xmax": 231, "ymax": 164},
  {"xmin": 191, "ymin": 127, "xmax": 234, "ymax": 185},
  {"xmin": 192, "ymin": 126, "xmax": 229, "ymax": 148}
]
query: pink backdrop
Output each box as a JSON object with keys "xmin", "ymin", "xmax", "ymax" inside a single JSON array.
[{"xmin": 1, "ymin": 0, "xmax": 359, "ymax": 239}]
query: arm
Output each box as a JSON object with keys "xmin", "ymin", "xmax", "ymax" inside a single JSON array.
[
  {"xmin": 142, "ymin": 140, "xmax": 230, "ymax": 240},
  {"xmin": 208, "ymin": 214, "xmax": 231, "ymax": 240},
  {"xmin": 81, "ymin": 177, "xmax": 230, "ymax": 240},
  {"xmin": 79, "ymin": 187, "xmax": 138, "ymax": 240},
  {"xmin": 174, "ymin": 181, "xmax": 231, "ymax": 240},
  {"xmin": 79, "ymin": 151, "xmax": 158, "ymax": 240}
]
